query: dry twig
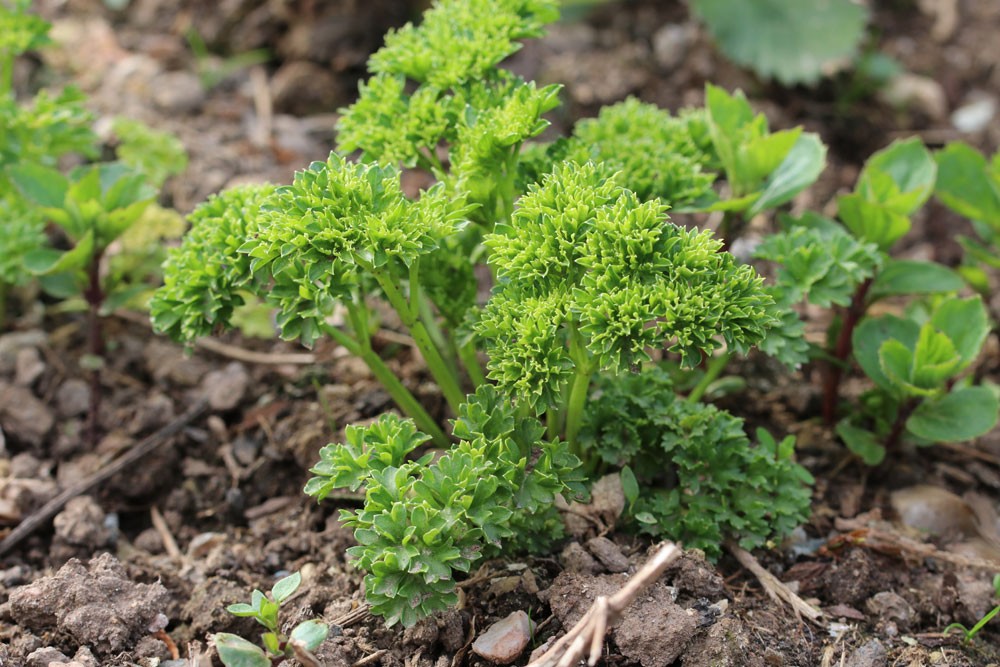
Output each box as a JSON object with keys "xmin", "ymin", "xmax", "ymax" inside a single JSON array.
[
  {"xmin": 0, "ymin": 399, "xmax": 208, "ymax": 556},
  {"xmin": 527, "ymin": 541, "xmax": 682, "ymax": 667},
  {"xmin": 726, "ymin": 542, "xmax": 823, "ymax": 624}
]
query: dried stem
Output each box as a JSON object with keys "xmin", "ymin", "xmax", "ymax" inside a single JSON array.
[{"xmin": 528, "ymin": 542, "xmax": 682, "ymax": 667}]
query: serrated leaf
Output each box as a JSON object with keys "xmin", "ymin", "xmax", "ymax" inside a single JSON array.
[
  {"xmin": 906, "ymin": 387, "xmax": 999, "ymax": 443},
  {"xmin": 213, "ymin": 633, "xmax": 271, "ymax": 667},
  {"xmin": 837, "ymin": 194, "xmax": 911, "ymax": 250},
  {"xmin": 868, "ymin": 259, "xmax": 965, "ymax": 301},
  {"xmin": 691, "ymin": 0, "xmax": 868, "ymax": 85},
  {"xmin": 271, "ymin": 571, "xmax": 301, "ymax": 604}
]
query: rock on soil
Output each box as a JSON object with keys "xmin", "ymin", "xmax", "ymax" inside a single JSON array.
[
  {"xmin": 6, "ymin": 553, "xmax": 170, "ymax": 656},
  {"xmin": 471, "ymin": 610, "xmax": 534, "ymax": 664}
]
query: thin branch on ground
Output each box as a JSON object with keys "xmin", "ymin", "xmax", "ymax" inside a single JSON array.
[
  {"xmin": 527, "ymin": 541, "xmax": 682, "ymax": 667},
  {"xmin": 726, "ymin": 542, "xmax": 824, "ymax": 624},
  {"xmin": 0, "ymin": 399, "xmax": 208, "ymax": 556}
]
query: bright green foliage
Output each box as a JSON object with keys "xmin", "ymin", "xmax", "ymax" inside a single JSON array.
[
  {"xmin": 0, "ymin": 88, "xmax": 97, "ymax": 175},
  {"xmin": 690, "ymin": 0, "xmax": 868, "ymax": 86},
  {"xmin": 151, "ymin": 184, "xmax": 276, "ymax": 341},
  {"xmin": 305, "ymin": 386, "xmax": 584, "ymax": 627},
  {"xmin": 216, "ymin": 571, "xmax": 329, "ymax": 667},
  {"xmin": 838, "ymin": 138, "xmax": 937, "ymax": 250},
  {"xmin": 559, "ymin": 98, "xmax": 716, "ymax": 208},
  {"xmin": 112, "ymin": 117, "xmax": 188, "ymax": 188},
  {"xmin": 752, "ymin": 213, "xmax": 882, "ymax": 367},
  {"xmin": 480, "ymin": 161, "xmax": 773, "ymax": 414},
  {"xmin": 0, "ymin": 0, "xmax": 49, "ymax": 93},
  {"xmin": 839, "ymin": 295, "xmax": 998, "ymax": 463},
  {"xmin": 366, "ymin": 0, "xmax": 558, "ymax": 89},
  {"xmin": 242, "ymin": 154, "xmax": 465, "ymax": 345},
  {"xmin": 580, "ymin": 366, "xmax": 813, "ymax": 559},
  {"xmin": 0, "ymin": 198, "xmax": 43, "ymax": 289},
  {"xmin": 9, "ymin": 161, "xmax": 154, "ymax": 295},
  {"xmin": 755, "ymin": 214, "xmax": 882, "ymax": 308},
  {"xmin": 702, "ymin": 84, "xmax": 826, "ymax": 220},
  {"xmin": 933, "ymin": 142, "xmax": 1000, "ymax": 291},
  {"xmin": 338, "ymin": 0, "xmax": 561, "ymax": 228}
]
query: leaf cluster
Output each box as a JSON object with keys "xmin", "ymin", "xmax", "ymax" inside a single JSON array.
[
  {"xmin": 480, "ymin": 160, "xmax": 772, "ymax": 412},
  {"xmin": 933, "ymin": 142, "xmax": 1000, "ymax": 292},
  {"xmin": 10, "ymin": 162, "xmax": 154, "ymax": 297},
  {"xmin": 553, "ymin": 97, "xmax": 716, "ymax": 209},
  {"xmin": 337, "ymin": 0, "xmax": 561, "ymax": 226},
  {"xmin": 304, "ymin": 386, "xmax": 583, "ymax": 627},
  {"xmin": 215, "ymin": 571, "xmax": 330, "ymax": 667},
  {"xmin": 702, "ymin": 84, "xmax": 826, "ymax": 217},
  {"xmin": 151, "ymin": 184, "xmax": 276, "ymax": 341},
  {"xmin": 111, "ymin": 117, "xmax": 189, "ymax": 189},
  {"xmin": 580, "ymin": 366, "xmax": 813, "ymax": 559},
  {"xmin": 839, "ymin": 296, "xmax": 998, "ymax": 464}
]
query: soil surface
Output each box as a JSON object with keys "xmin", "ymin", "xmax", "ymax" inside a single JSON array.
[{"xmin": 3, "ymin": 1, "xmax": 1000, "ymax": 666}]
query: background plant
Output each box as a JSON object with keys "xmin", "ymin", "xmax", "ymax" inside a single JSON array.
[
  {"xmin": 0, "ymin": 1, "xmax": 97, "ymax": 326},
  {"xmin": 751, "ymin": 138, "xmax": 997, "ymax": 464},
  {"xmin": 689, "ymin": 0, "xmax": 869, "ymax": 86}
]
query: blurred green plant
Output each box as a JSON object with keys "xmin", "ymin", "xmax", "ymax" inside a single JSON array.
[{"xmin": 689, "ymin": 0, "xmax": 869, "ymax": 86}]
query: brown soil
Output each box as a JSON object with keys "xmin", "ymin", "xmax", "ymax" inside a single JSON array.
[{"xmin": 3, "ymin": 1, "xmax": 1000, "ymax": 666}]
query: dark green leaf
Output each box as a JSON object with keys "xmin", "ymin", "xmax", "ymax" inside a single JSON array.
[
  {"xmin": 836, "ymin": 422, "xmax": 885, "ymax": 465},
  {"xmin": 906, "ymin": 386, "xmax": 999, "ymax": 443},
  {"xmin": 868, "ymin": 259, "xmax": 965, "ymax": 301}
]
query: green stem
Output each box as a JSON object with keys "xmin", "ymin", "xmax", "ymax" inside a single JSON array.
[
  {"xmin": 458, "ymin": 340, "xmax": 486, "ymax": 387},
  {"xmin": 564, "ymin": 326, "xmax": 596, "ymax": 455},
  {"xmin": 564, "ymin": 363, "xmax": 595, "ymax": 457},
  {"xmin": 417, "ymin": 293, "xmax": 455, "ymax": 376},
  {"xmin": 321, "ymin": 318, "xmax": 449, "ymax": 447},
  {"xmin": 0, "ymin": 54, "xmax": 13, "ymax": 97},
  {"xmin": 374, "ymin": 268, "xmax": 466, "ymax": 413},
  {"xmin": 687, "ymin": 351, "xmax": 732, "ymax": 404},
  {"xmin": 493, "ymin": 149, "xmax": 519, "ymax": 228}
]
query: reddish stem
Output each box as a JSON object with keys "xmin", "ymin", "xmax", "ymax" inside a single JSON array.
[
  {"xmin": 821, "ymin": 278, "xmax": 872, "ymax": 424},
  {"xmin": 884, "ymin": 398, "xmax": 919, "ymax": 452},
  {"xmin": 84, "ymin": 250, "xmax": 105, "ymax": 447}
]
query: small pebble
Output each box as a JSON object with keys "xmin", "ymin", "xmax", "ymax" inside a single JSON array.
[
  {"xmin": 471, "ymin": 610, "xmax": 533, "ymax": 664},
  {"xmin": 14, "ymin": 348, "xmax": 45, "ymax": 387},
  {"xmin": 844, "ymin": 639, "xmax": 887, "ymax": 667},
  {"xmin": 951, "ymin": 95, "xmax": 996, "ymax": 133},
  {"xmin": 586, "ymin": 536, "xmax": 630, "ymax": 573}
]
